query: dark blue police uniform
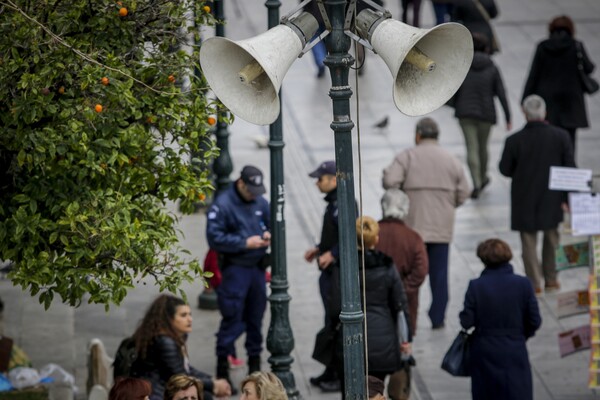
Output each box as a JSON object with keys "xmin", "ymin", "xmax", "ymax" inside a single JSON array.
[{"xmin": 206, "ymin": 182, "xmax": 270, "ymax": 360}]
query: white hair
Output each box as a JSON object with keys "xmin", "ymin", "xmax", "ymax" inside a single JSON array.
[
  {"xmin": 381, "ymin": 188, "xmax": 410, "ymax": 220},
  {"xmin": 522, "ymin": 94, "xmax": 546, "ymax": 121}
]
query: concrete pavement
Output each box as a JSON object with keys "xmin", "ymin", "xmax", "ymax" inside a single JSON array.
[{"xmin": 2, "ymin": 0, "xmax": 600, "ymax": 399}]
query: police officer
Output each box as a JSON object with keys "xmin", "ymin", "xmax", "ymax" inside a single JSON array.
[
  {"xmin": 304, "ymin": 160, "xmax": 341, "ymax": 392},
  {"xmin": 206, "ymin": 165, "xmax": 270, "ymax": 387}
]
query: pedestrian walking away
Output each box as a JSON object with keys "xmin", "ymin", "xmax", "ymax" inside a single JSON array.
[
  {"xmin": 376, "ymin": 188, "xmax": 428, "ymax": 336},
  {"xmin": 451, "ymin": 32, "xmax": 511, "ymax": 199},
  {"xmin": 329, "ymin": 217, "xmax": 413, "ymax": 399},
  {"xmin": 452, "ymin": 0, "xmax": 500, "ymax": 54},
  {"xmin": 206, "ymin": 165, "xmax": 271, "ymax": 387},
  {"xmin": 382, "ymin": 117, "xmax": 471, "ymax": 330},
  {"xmin": 499, "ymin": 95, "xmax": 575, "ymax": 294},
  {"xmin": 522, "ymin": 15, "xmax": 596, "ymax": 153},
  {"xmin": 459, "ymin": 238, "xmax": 542, "ymax": 400}
]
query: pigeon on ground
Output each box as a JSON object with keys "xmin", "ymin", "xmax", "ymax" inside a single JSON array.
[{"xmin": 373, "ymin": 116, "xmax": 389, "ymax": 129}]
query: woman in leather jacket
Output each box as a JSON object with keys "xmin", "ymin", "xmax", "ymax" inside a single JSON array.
[{"xmin": 130, "ymin": 294, "xmax": 231, "ymax": 400}]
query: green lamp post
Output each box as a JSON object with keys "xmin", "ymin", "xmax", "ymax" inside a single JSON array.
[
  {"xmin": 211, "ymin": 0, "xmax": 233, "ymax": 193},
  {"xmin": 264, "ymin": 1, "xmax": 301, "ymax": 398},
  {"xmin": 322, "ymin": 1, "xmax": 366, "ymax": 397},
  {"xmin": 197, "ymin": 0, "xmax": 232, "ymax": 311}
]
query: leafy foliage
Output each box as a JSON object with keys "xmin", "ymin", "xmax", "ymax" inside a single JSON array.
[{"xmin": 0, "ymin": 0, "xmax": 218, "ymax": 308}]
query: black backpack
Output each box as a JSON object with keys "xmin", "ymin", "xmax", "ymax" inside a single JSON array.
[{"xmin": 113, "ymin": 337, "xmax": 137, "ymax": 380}]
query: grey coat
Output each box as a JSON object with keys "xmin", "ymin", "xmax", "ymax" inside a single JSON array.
[{"xmin": 382, "ymin": 139, "xmax": 471, "ymax": 243}]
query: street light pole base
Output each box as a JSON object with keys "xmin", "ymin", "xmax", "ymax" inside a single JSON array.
[{"xmin": 198, "ymin": 289, "xmax": 219, "ymax": 310}]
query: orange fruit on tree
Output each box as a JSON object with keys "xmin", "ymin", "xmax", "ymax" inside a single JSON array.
[
  {"xmin": 101, "ymin": 77, "xmax": 109, "ymax": 86},
  {"xmin": 58, "ymin": 86, "xmax": 65, "ymax": 94},
  {"xmin": 95, "ymin": 104, "xmax": 103, "ymax": 113},
  {"xmin": 168, "ymin": 75, "xmax": 176, "ymax": 83},
  {"xmin": 119, "ymin": 7, "xmax": 128, "ymax": 16},
  {"xmin": 207, "ymin": 116, "xmax": 216, "ymax": 126},
  {"xmin": 198, "ymin": 193, "xmax": 206, "ymax": 201},
  {"xmin": 203, "ymin": 5, "xmax": 211, "ymax": 13}
]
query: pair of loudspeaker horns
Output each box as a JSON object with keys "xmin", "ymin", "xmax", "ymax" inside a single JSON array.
[{"xmin": 199, "ymin": 9, "xmax": 474, "ymax": 126}]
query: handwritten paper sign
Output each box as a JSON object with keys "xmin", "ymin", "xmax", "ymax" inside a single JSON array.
[
  {"xmin": 549, "ymin": 167, "xmax": 592, "ymax": 192},
  {"xmin": 569, "ymin": 193, "xmax": 600, "ymax": 236}
]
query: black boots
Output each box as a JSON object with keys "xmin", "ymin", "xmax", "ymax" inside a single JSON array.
[
  {"xmin": 248, "ymin": 355, "xmax": 261, "ymax": 375},
  {"xmin": 216, "ymin": 356, "xmax": 229, "ymax": 380},
  {"xmin": 216, "ymin": 356, "xmax": 238, "ymax": 395}
]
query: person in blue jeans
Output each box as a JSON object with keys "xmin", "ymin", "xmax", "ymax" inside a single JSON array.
[
  {"xmin": 206, "ymin": 165, "xmax": 271, "ymax": 388},
  {"xmin": 303, "ymin": 1, "xmax": 326, "ymax": 78}
]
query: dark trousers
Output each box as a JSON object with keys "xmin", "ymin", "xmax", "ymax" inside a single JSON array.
[
  {"xmin": 426, "ymin": 243, "xmax": 449, "ymax": 327},
  {"xmin": 401, "ymin": 0, "xmax": 423, "ymax": 27},
  {"xmin": 432, "ymin": 2, "xmax": 453, "ymax": 24},
  {"xmin": 216, "ymin": 265, "xmax": 267, "ymax": 357},
  {"xmin": 319, "ymin": 268, "xmax": 333, "ymax": 322}
]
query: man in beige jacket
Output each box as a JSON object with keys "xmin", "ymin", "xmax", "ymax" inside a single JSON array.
[{"xmin": 382, "ymin": 117, "xmax": 471, "ymax": 329}]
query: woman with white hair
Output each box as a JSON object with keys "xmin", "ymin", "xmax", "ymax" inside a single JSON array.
[{"xmin": 376, "ymin": 188, "xmax": 428, "ymax": 336}]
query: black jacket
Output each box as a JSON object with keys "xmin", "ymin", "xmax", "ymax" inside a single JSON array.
[
  {"xmin": 329, "ymin": 250, "xmax": 411, "ymax": 373},
  {"xmin": 131, "ymin": 335, "xmax": 213, "ymax": 400},
  {"xmin": 317, "ymin": 189, "xmax": 339, "ymax": 262},
  {"xmin": 523, "ymin": 32, "xmax": 595, "ymax": 129},
  {"xmin": 454, "ymin": 51, "xmax": 510, "ymax": 124},
  {"xmin": 499, "ymin": 121, "xmax": 576, "ymax": 231},
  {"xmin": 452, "ymin": 0, "xmax": 498, "ymax": 53}
]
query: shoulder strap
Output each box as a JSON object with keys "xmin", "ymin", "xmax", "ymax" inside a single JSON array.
[{"xmin": 471, "ymin": 0, "xmax": 491, "ymax": 22}]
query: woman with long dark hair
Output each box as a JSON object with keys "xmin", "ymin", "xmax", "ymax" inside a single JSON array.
[{"xmin": 130, "ymin": 294, "xmax": 231, "ymax": 400}]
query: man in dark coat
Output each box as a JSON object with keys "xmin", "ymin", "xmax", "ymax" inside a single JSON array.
[
  {"xmin": 499, "ymin": 95, "xmax": 576, "ymax": 293},
  {"xmin": 522, "ymin": 15, "xmax": 596, "ymax": 151}
]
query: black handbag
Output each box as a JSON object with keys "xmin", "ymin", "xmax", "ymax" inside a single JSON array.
[
  {"xmin": 441, "ymin": 329, "xmax": 471, "ymax": 377},
  {"xmin": 312, "ymin": 323, "xmax": 340, "ymax": 365},
  {"xmin": 576, "ymin": 42, "xmax": 599, "ymax": 95}
]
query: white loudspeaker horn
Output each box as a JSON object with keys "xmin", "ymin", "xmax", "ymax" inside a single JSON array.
[
  {"xmin": 199, "ymin": 12, "xmax": 318, "ymax": 126},
  {"xmin": 356, "ymin": 10, "xmax": 474, "ymax": 116}
]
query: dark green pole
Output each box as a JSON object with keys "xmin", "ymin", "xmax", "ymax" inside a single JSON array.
[
  {"xmin": 212, "ymin": 0, "xmax": 233, "ymax": 192},
  {"xmin": 264, "ymin": 1, "xmax": 300, "ymax": 399},
  {"xmin": 198, "ymin": 0, "xmax": 231, "ymax": 310},
  {"xmin": 324, "ymin": 1, "xmax": 366, "ymax": 398}
]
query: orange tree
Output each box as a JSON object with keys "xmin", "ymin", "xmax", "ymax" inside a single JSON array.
[{"xmin": 0, "ymin": 0, "xmax": 218, "ymax": 308}]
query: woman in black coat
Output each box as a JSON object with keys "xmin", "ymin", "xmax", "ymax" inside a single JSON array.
[
  {"xmin": 130, "ymin": 294, "xmax": 232, "ymax": 400},
  {"xmin": 459, "ymin": 239, "xmax": 542, "ymax": 400},
  {"xmin": 522, "ymin": 15, "xmax": 596, "ymax": 151},
  {"xmin": 329, "ymin": 217, "xmax": 412, "ymax": 399}
]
